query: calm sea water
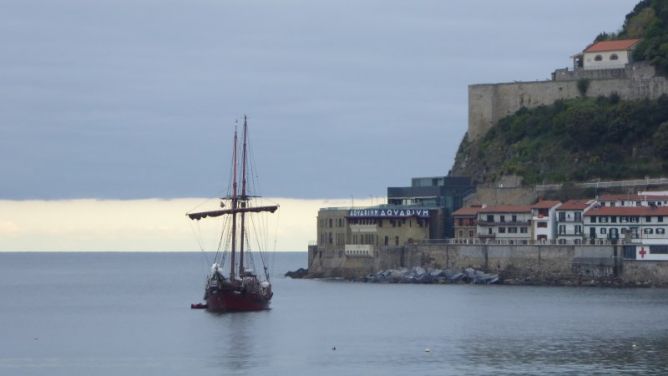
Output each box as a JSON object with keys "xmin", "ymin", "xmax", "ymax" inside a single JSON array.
[{"xmin": 2, "ymin": 252, "xmax": 668, "ymax": 375}]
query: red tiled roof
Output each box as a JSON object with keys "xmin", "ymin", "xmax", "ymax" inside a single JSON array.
[
  {"xmin": 599, "ymin": 193, "xmax": 668, "ymax": 201},
  {"xmin": 585, "ymin": 206, "xmax": 668, "ymax": 216},
  {"xmin": 557, "ymin": 199, "xmax": 595, "ymax": 210},
  {"xmin": 478, "ymin": 205, "xmax": 532, "ymax": 214},
  {"xmin": 584, "ymin": 39, "xmax": 641, "ymax": 53},
  {"xmin": 452, "ymin": 207, "xmax": 482, "ymax": 216},
  {"xmin": 531, "ymin": 200, "xmax": 561, "ymax": 209}
]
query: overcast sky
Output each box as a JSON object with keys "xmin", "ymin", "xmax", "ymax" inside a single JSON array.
[
  {"xmin": 1, "ymin": 0, "xmax": 639, "ymax": 200},
  {"xmin": 0, "ymin": 197, "xmax": 379, "ymax": 251}
]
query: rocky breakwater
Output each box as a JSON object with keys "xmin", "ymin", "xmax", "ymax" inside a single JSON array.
[
  {"xmin": 361, "ymin": 266, "xmax": 499, "ymax": 285},
  {"xmin": 285, "ymin": 268, "xmax": 309, "ymax": 279}
]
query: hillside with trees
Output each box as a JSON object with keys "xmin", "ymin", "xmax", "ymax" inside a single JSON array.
[
  {"xmin": 597, "ymin": 0, "xmax": 668, "ymax": 74},
  {"xmin": 451, "ymin": 95, "xmax": 668, "ymax": 184},
  {"xmin": 450, "ymin": 0, "xmax": 668, "ymax": 185}
]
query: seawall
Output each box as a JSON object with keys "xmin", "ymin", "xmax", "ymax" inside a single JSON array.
[
  {"xmin": 468, "ymin": 62, "xmax": 668, "ymax": 141},
  {"xmin": 308, "ymin": 242, "xmax": 668, "ymax": 286}
]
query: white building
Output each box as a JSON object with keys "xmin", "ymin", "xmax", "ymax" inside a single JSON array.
[
  {"xmin": 531, "ymin": 200, "xmax": 561, "ymax": 241},
  {"xmin": 598, "ymin": 193, "xmax": 668, "ymax": 208},
  {"xmin": 584, "ymin": 206, "xmax": 668, "ymax": 241},
  {"xmin": 555, "ymin": 199, "xmax": 596, "ymax": 244},
  {"xmin": 573, "ymin": 38, "xmax": 641, "ymax": 70},
  {"xmin": 477, "ymin": 205, "xmax": 532, "ymax": 243}
]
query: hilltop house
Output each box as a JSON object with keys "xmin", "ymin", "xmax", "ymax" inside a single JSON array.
[{"xmin": 573, "ymin": 38, "xmax": 641, "ymax": 70}]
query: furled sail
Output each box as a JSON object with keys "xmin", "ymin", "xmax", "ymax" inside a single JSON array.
[{"xmin": 187, "ymin": 205, "xmax": 279, "ymax": 221}]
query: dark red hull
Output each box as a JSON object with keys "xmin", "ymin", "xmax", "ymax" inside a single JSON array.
[
  {"xmin": 204, "ymin": 276, "xmax": 273, "ymax": 312},
  {"xmin": 206, "ymin": 289, "xmax": 270, "ymax": 312}
]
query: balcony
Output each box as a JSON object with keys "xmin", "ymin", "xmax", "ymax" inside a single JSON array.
[
  {"xmin": 477, "ymin": 220, "xmax": 530, "ymax": 226},
  {"xmin": 345, "ymin": 244, "xmax": 374, "ymax": 257}
]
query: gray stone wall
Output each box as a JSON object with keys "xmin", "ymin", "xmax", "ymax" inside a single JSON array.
[
  {"xmin": 622, "ymin": 261, "xmax": 668, "ymax": 286},
  {"xmin": 307, "ymin": 242, "xmax": 668, "ymax": 286},
  {"xmin": 468, "ymin": 63, "xmax": 668, "ymax": 141}
]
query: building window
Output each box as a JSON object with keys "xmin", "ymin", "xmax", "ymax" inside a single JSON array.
[
  {"xmin": 488, "ymin": 228, "xmax": 493, "ymax": 235},
  {"xmin": 512, "ymin": 215, "xmax": 517, "ymax": 222},
  {"xmin": 574, "ymin": 212, "xmax": 582, "ymax": 222},
  {"xmin": 487, "ymin": 215, "xmax": 493, "ymax": 222},
  {"xmin": 509, "ymin": 227, "xmax": 518, "ymax": 233},
  {"xmin": 610, "ymin": 54, "xmax": 618, "ymax": 60},
  {"xmin": 575, "ymin": 225, "xmax": 582, "ymax": 234},
  {"xmin": 644, "ymin": 228, "xmax": 654, "ymax": 234},
  {"xmin": 384, "ymin": 236, "xmax": 388, "ymax": 245},
  {"xmin": 600, "ymin": 228, "xmax": 607, "ymax": 234},
  {"xmin": 558, "ymin": 212, "xmax": 565, "ymax": 221},
  {"xmin": 559, "ymin": 225, "xmax": 565, "ymax": 234},
  {"xmin": 591, "ymin": 216, "xmax": 597, "ymax": 223},
  {"xmin": 469, "ymin": 230, "xmax": 474, "ymax": 237},
  {"xmin": 538, "ymin": 222, "xmax": 548, "ymax": 228},
  {"xmin": 520, "ymin": 227, "xmax": 528, "ymax": 234},
  {"xmin": 660, "ymin": 216, "xmax": 665, "ymax": 223},
  {"xmin": 499, "ymin": 227, "xmax": 506, "ymax": 233},
  {"xmin": 595, "ymin": 55, "xmax": 603, "ymax": 61},
  {"xmin": 657, "ymin": 228, "xmax": 666, "ymax": 235},
  {"xmin": 646, "ymin": 216, "xmax": 652, "ymax": 223},
  {"xmin": 500, "ymin": 215, "xmax": 506, "ymax": 223},
  {"xmin": 395, "ymin": 236, "xmax": 399, "ymax": 246}
]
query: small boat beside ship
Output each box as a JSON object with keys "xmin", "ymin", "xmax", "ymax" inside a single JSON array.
[{"xmin": 187, "ymin": 116, "xmax": 278, "ymax": 312}]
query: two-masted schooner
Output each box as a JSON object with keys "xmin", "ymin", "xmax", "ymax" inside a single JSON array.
[{"xmin": 188, "ymin": 117, "xmax": 278, "ymax": 312}]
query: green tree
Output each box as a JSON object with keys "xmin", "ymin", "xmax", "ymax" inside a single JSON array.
[{"xmin": 653, "ymin": 121, "xmax": 668, "ymax": 158}]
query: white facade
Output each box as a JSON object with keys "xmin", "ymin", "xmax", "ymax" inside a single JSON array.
[
  {"xmin": 584, "ymin": 211, "xmax": 668, "ymax": 241},
  {"xmin": 531, "ymin": 202, "xmax": 561, "ymax": 241},
  {"xmin": 556, "ymin": 201, "xmax": 596, "ymax": 244},
  {"xmin": 477, "ymin": 210, "xmax": 532, "ymax": 242},
  {"xmin": 583, "ymin": 50, "xmax": 631, "ymax": 70},
  {"xmin": 599, "ymin": 195, "xmax": 668, "ymax": 208}
]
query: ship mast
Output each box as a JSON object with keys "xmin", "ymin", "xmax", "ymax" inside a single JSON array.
[
  {"xmin": 184, "ymin": 118, "xmax": 280, "ymax": 278},
  {"xmin": 229, "ymin": 127, "xmax": 239, "ymax": 279},
  {"xmin": 239, "ymin": 115, "xmax": 249, "ymax": 276}
]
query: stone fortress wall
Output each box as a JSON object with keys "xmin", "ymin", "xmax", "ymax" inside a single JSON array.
[{"xmin": 468, "ymin": 62, "xmax": 668, "ymax": 141}]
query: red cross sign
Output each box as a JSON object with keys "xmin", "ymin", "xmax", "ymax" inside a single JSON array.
[{"xmin": 639, "ymin": 247, "xmax": 647, "ymax": 259}]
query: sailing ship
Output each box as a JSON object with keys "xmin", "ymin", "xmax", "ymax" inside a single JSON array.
[{"xmin": 188, "ymin": 116, "xmax": 278, "ymax": 312}]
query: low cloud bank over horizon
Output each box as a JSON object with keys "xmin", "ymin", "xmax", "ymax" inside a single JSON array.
[{"xmin": 0, "ymin": 197, "xmax": 379, "ymax": 252}]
